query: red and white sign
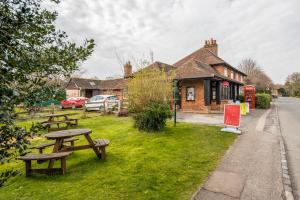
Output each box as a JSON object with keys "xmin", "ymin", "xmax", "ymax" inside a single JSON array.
[
  {"xmin": 223, "ymin": 81, "xmax": 229, "ymax": 87},
  {"xmin": 224, "ymin": 104, "xmax": 240, "ymax": 127}
]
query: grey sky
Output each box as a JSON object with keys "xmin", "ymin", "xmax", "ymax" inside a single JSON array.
[{"xmin": 49, "ymin": 0, "xmax": 300, "ymax": 84}]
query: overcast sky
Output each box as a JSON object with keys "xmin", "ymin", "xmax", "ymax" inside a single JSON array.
[{"xmin": 48, "ymin": 0, "xmax": 300, "ymax": 84}]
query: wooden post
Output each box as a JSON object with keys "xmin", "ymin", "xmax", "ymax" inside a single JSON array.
[
  {"xmin": 61, "ymin": 157, "xmax": 66, "ymax": 175},
  {"xmin": 173, "ymin": 80, "xmax": 178, "ymax": 127},
  {"xmin": 82, "ymin": 105, "xmax": 87, "ymax": 118},
  {"xmin": 103, "ymin": 101, "xmax": 107, "ymax": 114},
  {"xmin": 51, "ymin": 103, "xmax": 55, "ymax": 114},
  {"xmin": 48, "ymin": 139, "xmax": 63, "ymax": 168},
  {"xmin": 118, "ymin": 100, "xmax": 122, "ymax": 112},
  {"xmin": 25, "ymin": 160, "xmax": 31, "ymax": 177},
  {"xmin": 100, "ymin": 147, "xmax": 106, "ymax": 160},
  {"xmin": 84, "ymin": 134, "xmax": 102, "ymax": 159}
]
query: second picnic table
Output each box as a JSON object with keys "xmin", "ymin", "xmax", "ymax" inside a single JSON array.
[
  {"xmin": 42, "ymin": 113, "xmax": 79, "ymax": 131},
  {"xmin": 44, "ymin": 129, "xmax": 109, "ymax": 168}
]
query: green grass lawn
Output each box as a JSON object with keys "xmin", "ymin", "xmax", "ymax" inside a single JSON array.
[{"xmin": 1, "ymin": 112, "xmax": 236, "ymax": 200}]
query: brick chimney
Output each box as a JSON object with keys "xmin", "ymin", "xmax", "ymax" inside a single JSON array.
[
  {"xmin": 124, "ymin": 61, "xmax": 132, "ymax": 78},
  {"xmin": 204, "ymin": 38, "xmax": 218, "ymax": 56}
]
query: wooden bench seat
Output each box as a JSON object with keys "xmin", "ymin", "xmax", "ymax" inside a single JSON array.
[
  {"xmin": 35, "ymin": 138, "xmax": 79, "ymax": 154},
  {"xmin": 19, "ymin": 152, "xmax": 72, "ymax": 176},
  {"xmin": 94, "ymin": 139, "xmax": 110, "ymax": 160},
  {"xmin": 42, "ymin": 121, "xmax": 71, "ymax": 132}
]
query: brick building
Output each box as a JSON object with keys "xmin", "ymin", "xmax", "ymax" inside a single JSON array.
[
  {"xmin": 173, "ymin": 39, "xmax": 247, "ymax": 113},
  {"xmin": 65, "ymin": 39, "xmax": 247, "ymax": 113}
]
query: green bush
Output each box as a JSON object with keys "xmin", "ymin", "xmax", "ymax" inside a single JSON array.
[
  {"xmin": 134, "ymin": 101, "xmax": 172, "ymax": 132},
  {"xmin": 255, "ymin": 93, "xmax": 272, "ymax": 109}
]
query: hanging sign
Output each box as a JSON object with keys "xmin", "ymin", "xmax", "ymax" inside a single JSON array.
[{"xmin": 223, "ymin": 81, "xmax": 229, "ymax": 87}]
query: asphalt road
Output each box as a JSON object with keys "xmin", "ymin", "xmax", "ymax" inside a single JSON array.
[{"xmin": 277, "ymin": 97, "xmax": 300, "ymax": 199}]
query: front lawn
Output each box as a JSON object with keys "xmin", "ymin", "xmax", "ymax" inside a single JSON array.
[{"xmin": 1, "ymin": 114, "xmax": 235, "ymax": 200}]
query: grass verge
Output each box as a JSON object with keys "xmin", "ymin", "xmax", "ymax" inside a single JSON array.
[{"xmin": 1, "ymin": 113, "xmax": 235, "ymax": 200}]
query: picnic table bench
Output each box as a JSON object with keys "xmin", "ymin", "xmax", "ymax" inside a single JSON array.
[
  {"xmin": 34, "ymin": 137, "xmax": 79, "ymax": 154},
  {"xmin": 94, "ymin": 139, "xmax": 110, "ymax": 160},
  {"xmin": 19, "ymin": 152, "xmax": 72, "ymax": 176}
]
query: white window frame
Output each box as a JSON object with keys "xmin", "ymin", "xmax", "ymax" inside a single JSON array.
[{"xmin": 224, "ymin": 67, "xmax": 228, "ymax": 76}]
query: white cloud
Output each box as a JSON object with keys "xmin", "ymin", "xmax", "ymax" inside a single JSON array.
[{"xmin": 49, "ymin": 0, "xmax": 300, "ymax": 83}]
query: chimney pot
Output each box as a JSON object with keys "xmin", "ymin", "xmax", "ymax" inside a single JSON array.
[
  {"xmin": 124, "ymin": 61, "xmax": 132, "ymax": 78},
  {"xmin": 204, "ymin": 38, "xmax": 218, "ymax": 56}
]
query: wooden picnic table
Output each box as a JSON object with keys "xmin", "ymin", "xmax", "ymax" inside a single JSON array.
[
  {"xmin": 18, "ymin": 129, "xmax": 110, "ymax": 176},
  {"xmin": 42, "ymin": 113, "xmax": 79, "ymax": 131},
  {"xmin": 44, "ymin": 129, "xmax": 107, "ymax": 168}
]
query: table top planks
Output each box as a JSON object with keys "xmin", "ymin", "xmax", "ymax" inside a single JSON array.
[
  {"xmin": 45, "ymin": 129, "xmax": 92, "ymax": 139},
  {"xmin": 44, "ymin": 113, "xmax": 72, "ymax": 118}
]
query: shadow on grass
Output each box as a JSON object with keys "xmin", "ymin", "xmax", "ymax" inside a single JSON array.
[{"xmin": 20, "ymin": 152, "xmax": 123, "ymax": 183}]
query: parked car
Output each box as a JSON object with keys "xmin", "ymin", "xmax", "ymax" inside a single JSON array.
[
  {"xmin": 85, "ymin": 95, "xmax": 119, "ymax": 111},
  {"xmin": 60, "ymin": 97, "xmax": 88, "ymax": 109}
]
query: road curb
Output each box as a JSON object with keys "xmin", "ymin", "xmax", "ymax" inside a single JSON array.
[{"xmin": 275, "ymin": 103, "xmax": 295, "ymax": 200}]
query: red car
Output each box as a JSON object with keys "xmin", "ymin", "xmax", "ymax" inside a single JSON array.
[{"xmin": 60, "ymin": 97, "xmax": 88, "ymax": 109}]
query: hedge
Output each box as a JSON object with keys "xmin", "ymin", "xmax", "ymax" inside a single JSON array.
[{"xmin": 255, "ymin": 93, "xmax": 272, "ymax": 109}]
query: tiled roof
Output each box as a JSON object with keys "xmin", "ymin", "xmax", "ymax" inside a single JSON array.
[
  {"xmin": 130, "ymin": 61, "xmax": 176, "ymax": 77},
  {"xmin": 173, "ymin": 48, "xmax": 224, "ymax": 67},
  {"xmin": 100, "ymin": 78, "xmax": 127, "ymax": 90},
  {"xmin": 66, "ymin": 77, "xmax": 126, "ymax": 90},
  {"xmin": 144, "ymin": 61, "xmax": 176, "ymax": 73},
  {"xmin": 173, "ymin": 47, "xmax": 247, "ymax": 76},
  {"xmin": 175, "ymin": 60, "xmax": 216, "ymax": 79},
  {"xmin": 175, "ymin": 60, "xmax": 244, "ymax": 84},
  {"xmin": 66, "ymin": 78, "xmax": 101, "ymax": 90}
]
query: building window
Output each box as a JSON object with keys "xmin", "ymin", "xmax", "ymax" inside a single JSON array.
[
  {"xmin": 231, "ymin": 71, "xmax": 234, "ymax": 79},
  {"xmin": 224, "ymin": 67, "xmax": 228, "ymax": 76},
  {"xmin": 241, "ymin": 76, "xmax": 243, "ymax": 82},
  {"xmin": 211, "ymin": 81, "xmax": 217, "ymax": 100},
  {"xmin": 221, "ymin": 83, "xmax": 231, "ymax": 100},
  {"xmin": 186, "ymin": 87, "xmax": 195, "ymax": 101}
]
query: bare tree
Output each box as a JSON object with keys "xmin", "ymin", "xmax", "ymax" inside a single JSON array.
[
  {"xmin": 114, "ymin": 48, "xmax": 126, "ymax": 74},
  {"xmin": 114, "ymin": 49, "xmax": 155, "ymax": 74},
  {"xmin": 238, "ymin": 58, "xmax": 273, "ymax": 92}
]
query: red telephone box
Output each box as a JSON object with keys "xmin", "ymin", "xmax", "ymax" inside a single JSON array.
[{"xmin": 244, "ymin": 85, "xmax": 255, "ymax": 109}]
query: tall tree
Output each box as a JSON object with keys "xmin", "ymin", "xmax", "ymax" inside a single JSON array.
[
  {"xmin": 285, "ymin": 72, "xmax": 300, "ymax": 96},
  {"xmin": 237, "ymin": 58, "xmax": 273, "ymax": 92},
  {"xmin": 0, "ymin": 0, "xmax": 94, "ymax": 185}
]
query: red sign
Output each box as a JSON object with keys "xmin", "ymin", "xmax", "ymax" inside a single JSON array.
[
  {"xmin": 224, "ymin": 104, "xmax": 240, "ymax": 127},
  {"xmin": 223, "ymin": 81, "xmax": 229, "ymax": 87}
]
